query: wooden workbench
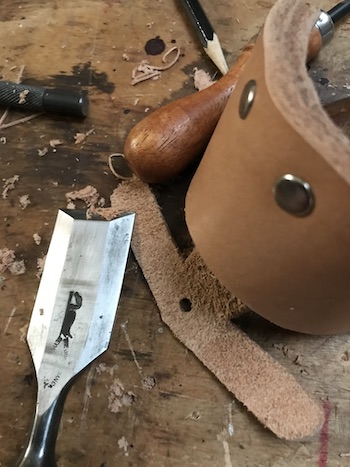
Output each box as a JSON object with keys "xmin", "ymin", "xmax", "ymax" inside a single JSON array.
[{"xmin": 1, "ymin": 1, "xmax": 350, "ymax": 466}]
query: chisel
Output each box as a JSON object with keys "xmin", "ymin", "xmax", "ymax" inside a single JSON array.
[
  {"xmin": 123, "ymin": 2, "xmax": 350, "ymax": 183},
  {"xmin": 15, "ymin": 209, "xmax": 135, "ymax": 467}
]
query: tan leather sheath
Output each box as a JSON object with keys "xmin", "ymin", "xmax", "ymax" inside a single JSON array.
[{"xmin": 185, "ymin": 0, "xmax": 350, "ymax": 335}]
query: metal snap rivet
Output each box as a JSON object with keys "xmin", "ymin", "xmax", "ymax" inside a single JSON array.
[
  {"xmin": 273, "ymin": 174, "xmax": 315, "ymax": 216},
  {"xmin": 239, "ymin": 79, "xmax": 257, "ymax": 119}
]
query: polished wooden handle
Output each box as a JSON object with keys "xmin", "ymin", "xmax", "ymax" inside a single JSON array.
[
  {"xmin": 124, "ymin": 27, "xmax": 322, "ymax": 184},
  {"xmin": 123, "ymin": 44, "xmax": 254, "ymax": 183}
]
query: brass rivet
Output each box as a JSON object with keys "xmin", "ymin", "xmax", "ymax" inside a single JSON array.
[
  {"xmin": 239, "ymin": 79, "xmax": 257, "ymax": 119},
  {"xmin": 273, "ymin": 174, "xmax": 314, "ymax": 216}
]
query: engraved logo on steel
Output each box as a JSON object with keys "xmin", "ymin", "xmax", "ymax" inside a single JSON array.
[{"xmin": 54, "ymin": 291, "xmax": 83, "ymax": 349}]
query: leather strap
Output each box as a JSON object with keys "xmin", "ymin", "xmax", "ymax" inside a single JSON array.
[
  {"xmin": 185, "ymin": 0, "xmax": 350, "ymax": 334},
  {"xmin": 99, "ymin": 178, "xmax": 323, "ymax": 440}
]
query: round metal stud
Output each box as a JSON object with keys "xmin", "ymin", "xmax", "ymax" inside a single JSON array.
[
  {"xmin": 239, "ymin": 79, "xmax": 257, "ymax": 119},
  {"xmin": 273, "ymin": 174, "xmax": 315, "ymax": 216}
]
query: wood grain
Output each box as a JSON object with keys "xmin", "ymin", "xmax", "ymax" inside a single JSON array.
[{"xmin": 0, "ymin": 1, "xmax": 350, "ymax": 466}]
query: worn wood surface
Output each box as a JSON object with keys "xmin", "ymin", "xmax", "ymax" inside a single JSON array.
[{"xmin": 0, "ymin": 1, "xmax": 350, "ymax": 466}]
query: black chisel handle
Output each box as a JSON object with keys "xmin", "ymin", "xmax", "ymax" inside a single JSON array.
[{"xmin": 0, "ymin": 81, "xmax": 89, "ymax": 117}]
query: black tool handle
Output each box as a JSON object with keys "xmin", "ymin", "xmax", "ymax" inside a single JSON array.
[
  {"xmin": 0, "ymin": 81, "xmax": 88, "ymax": 117},
  {"xmin": 14, "ymin": 384, "xmax": 71, "ymax": 467},
  {"xmin": 328, "ymin": 1, "xmax": 350, "ymax": 23}
]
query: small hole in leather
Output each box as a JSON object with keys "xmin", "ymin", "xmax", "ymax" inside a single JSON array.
[{"xmin": 179, "ymin": 298, "xmax": 192, "ymax": 312}]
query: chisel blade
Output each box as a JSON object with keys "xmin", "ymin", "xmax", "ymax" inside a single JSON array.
[{"xmin": 27, "ymin": 209, "xmax": 134, "ymax": 410}]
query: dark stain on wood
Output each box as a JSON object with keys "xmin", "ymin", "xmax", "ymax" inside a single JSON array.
[
  {"xmin": 27, "ymin": 63, "xmax": 115, "ymax": 93},
  {"xmin": 144, "ymin": 36, "xmax": 166, "ymax": 56}
]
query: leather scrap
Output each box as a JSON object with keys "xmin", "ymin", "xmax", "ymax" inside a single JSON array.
[{"xmin": 95, "ymin": 178, "xmax": 323, "ymax": 440}]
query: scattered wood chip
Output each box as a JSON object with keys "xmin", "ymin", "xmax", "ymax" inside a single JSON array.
[
  {"xmin": 20, "ymin": 323, "xmax": 28, "ymax": 342},
  {"xmin": 65, "ymin": 185, "xmax": 105, "ymax": 209},
  {"xmin": 122, "ymin": 53, "xmax": 130, "ymax": 61},
  {"xmin": 74, "ymin": 133, "xmax": 86, "ymax": 144},
  {"xmin": 0, "ymin": 248, "xmax": 15, "ymax": 273},
  {"xmin": 193, "ymin": 67, "xmax": 217, "ymax": 91},
  {"xmin": 0, "ymin": 137, "xmax": 6, "ymax": 144},
  {"xmin": 0, "ymin": 113, "xmax": 42, "ymax": 130},
  {"xmin": 131, "ymin": 46, "xmax": 181, "ymax": 85},
  {"xmin": 38, "ymin": 147, "xmax": 48, "ymax": 157},
  {"xmin": 0, "ymin": 248, "xmax": 26, "ymax": 275},
  {"xmin": 108, "ymin": 378, "xmax": 137, "ymax": 413},
  {"xmin": 49, "ymin": 139, "xmax": 63, "ymax": 148},
  {"xmin": 142, "ymin": 375, "xmax": 156, "ymax": 390},
  {"xmin": 2, "ymin": 175, "xmax": 19, "ymax": 199},
  {"xmin": 108, "ymin": 153, "xmax": 134, "ymax": 180},
  {"xmin": 118, "ymin": 436, "xmax": 129, "ymax": 456},
  {"xmin": 8, "ymin": 259, "xmax": 26, "ymax": 275},
  {"xmin": 36, "ymin": 255, "xmax": 46, "ymax": 278},
  {"xmin": 18, "ymin": 89, "xmax": 29, "ymax": 104},
  {"xmin": 74, "ymin": 128, "xmax": 95, "ymax": 145},
  {"xmin": 33, "ymin": 233, "xmax": 41, "ymax": 245},
  {"xmin": 19, "ymin": 194, "xmax": 31, "ymax": 210}
]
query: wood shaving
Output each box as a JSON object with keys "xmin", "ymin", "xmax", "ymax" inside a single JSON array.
[
  {"xmin": 142, "ymin": 375, "xmax": 156, "ymax": 389},
  {"xmin": 65, "ymin": 185, "xmax": 105, "ymax": 209},
  {"xmin": 0, "ymin": 137, "xmax": 6, "ymax": 144},
  {"xmin": 108, "ymin": 153, "xmax": 134, "ymax": 180},
  {"xmin": 49, "ymin": 139, "xmax": 63, "ymax": 148},
  {"xmin": 18, "ymin": 89, "xmax": 29, "ymax": 104},
  {"xmin": 74, "ymin": 128, "xmax": 95, "ymax": 145},
  {"xmin": 118, "ymin": 436, "xmax": 129, "ymax": 456},
  {"xmin": 0, "ymin": 248, "xmax": 26, "ymax": 275},
  {"xmin": 0, "ymin": 248, "xmax": 15, "ymax": 273},
  {"xmin": 33, "ymin": 233, "xmax": 41, "ymax": 245},
  {"xmin": 131, "ymin": 46, "xmax": 181, "ymax": 85},
  {"xmin": 16, "ymin": 65, "xmax": 25, "ymax": 84},
  {"xmin": 0, "ymin": 109, "xmax": 9, "ymax": 127},
  {"xmin": 96, "ymin": 362, "xmax": 119, "ymax": 376},
  {"xmin": 0, "ymin": 113, "xmax": 42, "ymax": 130},
  {"xmin": 19, "ymin": 194, "xmax": 31, "ymax": 210},
  {"xmin": 20, "ymin": 323, "xmax": 28, "ymax": 342},
  {"xmin": 38, "ymin": 147, "xmax": 48, "ymax": 157},
  {"xmin": 108, "ymin": 378, "xmax": 137, "ymax": 413},
  {"xmin": 193, "ymin": 67, "xmax": 217, "ymax": 91},
  {"xmin": 74, "ymin": 133, "xmax": 87, "ymax": 144},
  {"xmin": 2, "ymin": 175, "xmax": 19, "ymax": 199},
  {"xmin": 8, "ymin": 259, "xmax": 26, "ymax": 275},
  {"xmin": 36, "ymin": 255, "xmax": 46, "ymax": 278}
]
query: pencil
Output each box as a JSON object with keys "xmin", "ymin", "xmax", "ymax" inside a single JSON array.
[{"xmin": 180, "ymin": 0, "xmax": 229, "ymax": 75}]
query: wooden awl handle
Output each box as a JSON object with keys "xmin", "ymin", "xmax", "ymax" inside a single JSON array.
[
  {"xmin": 124, "ymin": 26, "xmax": 323, "ymax": 184},
  {"xmin": 124, "ymin": 45, "xmax": 254, "ymax": 183}
]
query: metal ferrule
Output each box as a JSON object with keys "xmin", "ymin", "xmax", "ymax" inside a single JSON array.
[{"xmin": 315, "ymin": 10, "xmax": 335, "ymax": 45}]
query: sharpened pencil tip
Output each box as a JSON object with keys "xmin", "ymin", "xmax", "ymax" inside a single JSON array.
[{"xmin": 205, "ymin": 33, "xmax": 229, "ymax": 75}]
